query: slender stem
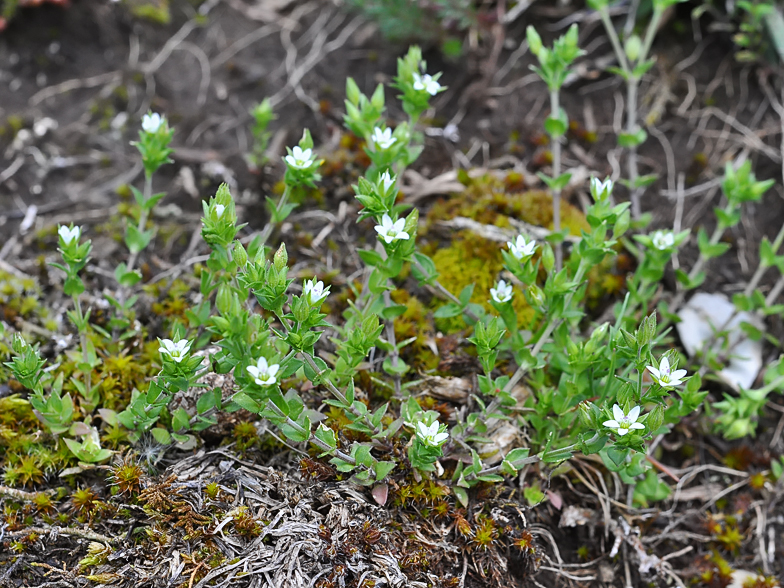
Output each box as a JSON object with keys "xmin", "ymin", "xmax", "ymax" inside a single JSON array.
[
  {"xmin": 72, "ymin": 294, "xmax": 92, "ymax": 402},
  {"xmin": 259, "ymin": 184, "xmax": 292, "ymax": 248},
  {"xmin": 598, "ymin": 7, "xmax": 630, "ymax": 74},
  {"xmin": 550, "ymin": 89, "xmax": 563, "ymax": 272},
  {"xmin": 264, "ymin": 400, "xmax": 357, "ymax": 465},
  {"xmin": 125, "ymin": 173, "xmax": 152, "ymax": 277},
  {"xmin": 413, "ymin": 259, "xmax": 480, "ymax": 323},
  {"xmin": 626, "ymin": 77, "xmax": 641, "ymax": 218},
  {"xmin": 382, "ymin": 290, "xmax": 401, "ymax": 397},
  {"xmin": 502, "ymin": 259, "xmax": 590, "ymax": 394}
]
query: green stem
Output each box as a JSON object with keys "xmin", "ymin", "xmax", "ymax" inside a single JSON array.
[
  {"xmin": 125, "ymin": 173, "xmax": 153, "ymax": 278},
  {"xmin": 550, "ymin": 88, "xmax": 563, "ymax": 272},
  {"xmin": 72, "ymin": 293, "xmax": 92, "ymax": 403},
  {"xmin": 264, "ymin": 400, "xmax": 358, "ymax": 465}
]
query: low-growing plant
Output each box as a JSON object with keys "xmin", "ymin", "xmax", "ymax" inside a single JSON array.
[{"xmin": 2, "ymin": 40, "xmax": 780, "ymax": 523}]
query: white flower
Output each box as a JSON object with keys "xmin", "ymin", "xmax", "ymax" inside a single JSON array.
[
  {"xmin": 58, "ymin": 225, "xmax": 81, "ymax": 245},
  {"xmin": 303, "ymin": 278, "xmax": 329, "ymax": 306},
  {"xmin": 416, "ymin": 421, "xmax": 449, "ymax": 447},
  {"xmin": 413, "ymin": 73, "xmax": 441, "ymax": 95},
  {"xmin": 214, "ymin": 204, "xmax": 226, "ymax": 219},
  {"xmin": 646, "ymin": 356, "xmax": 687, "ymax": 388},
  {"xmin": 379, "ymin": 171, "xmax": 395, "ymax": 194},
  {"xmin": 651, "ymin": 230, "xmax": 674, "ymax": 251},
  {"xmin": 590, "ymin": 177, "xmax": 614, "ymax": 200},
  {"xmin": 374, "ymin": 213, "xmax": 410, "ymax": 244},
  {"xmin": 490, "ymin": 279, "xmax": 513, "ymax": 304},
  {"xmin": 159, "ymin": 338, "xmax": 191, "ymax": 363},
  {"xmin": 371, "ymin": 127, "xmax": 396, "ymax": 150},
  {"xmin": 285, "ymin": 146, "xmax": 314, "ymax": 170},
  {"xmin": 247, "ymin": 356, "xmax": 280, "ymax": 387},
  {"xmin": 142, "ymin": 112, "xmax": 163, "ymax": 133},
  {"xmin": 603, "ymin": 404, "xmax": 645, "ymax": 436},
  {"xmin": 507, "ymin": 234, "xmax": 536, "ymax": 260}
]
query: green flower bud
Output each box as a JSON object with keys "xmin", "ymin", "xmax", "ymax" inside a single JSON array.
[
  {"xmin": 12, "ymin": 333, "xmax": 28, "ymax": 355},
  {"xmin": 646, "ymin": 405, "xmax": 664, "ymax": 434},
  {"xmin": 577, "ymin": 401, "xmax": 597, "ymax": 429},
  {"xmin": 233, "ymin": 241, "xmax": 248, "ymax": 268},
  {"xmin": 273, "ymin": 243, "xmax": 288, "ymax": 271},
  {"xmin": 216, "ymin": 284, "xmax": 234, "ymax": 316},
  {"xmin": 526, "ymin": 284, "xmax": 545, "ymax": 308},
  {"xmin": 624, "ymin": 34, "xmax": 642, "ymax": 63}
]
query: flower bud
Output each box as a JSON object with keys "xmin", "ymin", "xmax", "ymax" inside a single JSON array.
[
  {"xmin": 577, "ymin": 401, "xmax": 597, "ymax": 429},
  {"xmin": 624, "ymin": 34, "xmax": 642, "ymax": 63},
  {"xmin": 646, "ymin": 405, "xmax": 664, "ymax": 434},
  {"xmin": 216, "ymin": 284, "xmax": 234, "ymax": 316},
  {"xmin": 12, "ymin": 333, "xmax": 28, "ymax": 355},
  {"xmin": 526, "ymin": 284, "xmax": 545, "ymax": 308},
  {"xmin": 526, "ymin": 26, "xmax": 543, "ymax": 57},
  {"xmin": 233, "ymin": 241, "xmax": 248, "ymax": 268},
  {"xmin": 273, "ymin": 243, "xmax": 288, "ymax": 271}
]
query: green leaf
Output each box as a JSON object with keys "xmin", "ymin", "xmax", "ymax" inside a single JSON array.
[
  {"xmin": 374, "ymin": 460, "xmax": 395, "ymax": 481},
  {"xmin": 231, "ymin": 392, "xmax": 261, "ymax": 414},
  {"xmin": 433, "ymin": 303, "xmax": 461, "ymax": 318},
  {"xmin": 381, "ymin": 304, "xmax": 408, "ymax": 320},
  {"xmin": 452, "ymin": 486, "xmax": 469, "ymax": 507},
  {"xmin": 150, "ymin": 428, "xmax": 172, "ymax": 445},
  {"xmin": 618, "ymin": 128, "xmax": 647, "ymax": 148}
]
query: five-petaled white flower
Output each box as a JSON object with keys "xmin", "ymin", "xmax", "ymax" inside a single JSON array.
[
  {"xmin": 304, "ymin": 278, "xmax": 329, "ymax": 306},
  {"xmin": 285, "ymin": 146, "xmax": 315, "ymax": 170},
  {"xmin": 490, "ymin": 279, "xmax": 513, "ymax": 304},
  {"xmin": 651, "ymin": 230, "xmax": 675, "ymax": 251},
  {"xmin": 142, "ymin": 112, "xmax": 163, "ymax": 133},
  {"xmin": 159, "ymin": 338, "xmax": 191, "ymax": 363},
  {"xmin": 507, "ymin": 234, "xmax": 536, "ymax": 260},
  {"xmin": 590, "ymin": 177, "xmax": 614, "ymax": 200},
  {"xmin": 646, "ymin": 356, "xmax": 687, "ymax": 388},
  {"xmin": 213, "ymin": 204, "xmax": 226, "ymax": 219},
  {"xmin": 374, "ymin": 213, "xmax": 410, "ymax": 244},
  {"xmin": 416, "ymin": 421, "xmax": 449, "ymax": 448},
  {"xmin": 379, "ymin": 171, "xmax": 395, "ymax": 194},
  {"xmin": 603, "ymin": 404, "xmax": 645, "ymax": 436},
  {"xmin": 371, "ymin": 127, "xmax": 396, "ymax": 150},
  {"xmin": 247, "ymin": 357, "xmax": 280, "ymax": 387},
  {"xmin": 413, "ymin": 73, "xmax": 441, "ymax": 95},
  {"xmin": 58, "ymin": 225, "xmax": 81, "ymax": 245}
]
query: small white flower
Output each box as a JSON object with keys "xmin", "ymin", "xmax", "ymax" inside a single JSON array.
[
  {"xmin": 214, "ymin": 204, "xmax": 226, "ymax": 219},
  {"xmin": 159, "ymin": 338, "xmax": 191, "ymax": 363},
  {"xmin": 247, "ymin": 356, "xmax": 280, "ymax": 387},
  {"xmin": 374, "ymin": 213, "xmax": 410, "ymax": 244},
  {"xmin": 371, "ymin": 127, "xmax": 396, "ymax": 150},
  {"xmin": 58, "ymin": 225, "xmax": 81, "ymax": 245},
  {"xmin": 651, "ymin": 230, "xmax": 675, "ymax": 251},
  {"xmin": 379, "ymin": 171, "xmax": 395, "ymax": 194},
  {"xmin": 285, "ymin": 146, "xmax": 315, "ymax": 170},
  {"xmin": 590, "ymin": 177, "xmax": 614, "ymax": 200},
  {"xmin": 416, "ymin": 421, "xmax": 449, "ymax": 448},
  {"xmin": 603, "ymin": 404, "xmax": 645, "ymax": 436},
  {"xmin": 490, "ymin": 279, "xmax": 513, "ymax": 304},
  {"xmin": 646, "ymin": 356, "xmax": 687, "ymax": 388},
  {"xmin": 142, "ymin": 112, "xmax": 163, "ymax": 133},
  {"xmin": 506, "ymin": 234, "xmax": 536, "ymax": 260},
  {"xmin": 412, "ymin": 72, "xmax": 441, "ymax": 95},
  {"xmin": 304, "ymin": 278, "xmax": 329, "ymax": 306}
]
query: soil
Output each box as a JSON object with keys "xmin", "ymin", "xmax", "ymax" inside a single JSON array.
[{"xmin": 0, "ymin": 1, "xmax": 783, "ymax": 587}]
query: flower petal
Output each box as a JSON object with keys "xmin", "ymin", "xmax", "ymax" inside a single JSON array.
[
  {"xmin": 612, "ymin": 404, "xmax": 624, "ymax": 421},
  {"xmin": 627, "ymin": 406, "xmax": 641, "ymax": 422},
  {"xmin": 630, "ymin": 423, "xmax": 645, "ymax": 430},
  {"xmin": 646, "ymin": 366, "xmax": 660, "ymax": 379},
  {"xmin": 603, "ymin": 420, "xmax": 620, "ymax": 428},
  {"xmin": 616, "ymin": 428, "xmax": 629, "ymax": 436}
]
